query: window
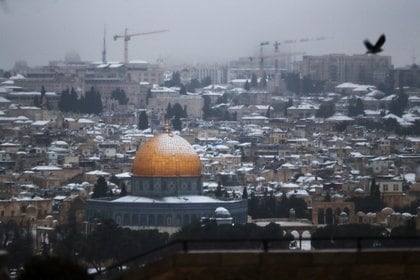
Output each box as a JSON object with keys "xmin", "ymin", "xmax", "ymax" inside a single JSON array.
[
  {"xmin": 393, "ymin": 184, "xmax": 399, "ymax": 191},
  {"xmin": 140, "ymin": 214, "xmax": 147, "ymax": 226},
  {"xmin": 166, "ymin": 215, "xmax": 172, "ymax": 226},
  {"xmin": 148, "ymin": 215, "xmax": 155, "ymax": 226},
  {"xmin": 132, "ymin": 214, "xmax": 138, "ymax": 225},
  {"xmin": 157, "ymin": 215, "xmax": 164, "ymax": 226},
  {"xmin": 383, "ymin": 184, "xmax": 388, "ymax": 191}
]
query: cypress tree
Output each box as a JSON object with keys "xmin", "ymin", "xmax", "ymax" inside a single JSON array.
[
  {"xmin": 242, "ymin": 186, "xmax": 248, "ymax": 199},
  {"xmin": 138, "ymin": 111, "xmax": 149, "ymax": 130},
  {"xmin": 92, "ymin": 176, "xmax": 108, "ymax": 198}
]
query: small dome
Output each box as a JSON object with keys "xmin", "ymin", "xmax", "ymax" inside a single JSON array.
[
  {"xmin": 357, "ymin": 211, "xmax": 366, "ymax": 217},
  {"xmin": 381, "ymin": 207, "xmax": 395, "ymax": 215},
  {"xmin": 26, "ymin": 204, "xmax": 36, "ymax": 214},
  {"xmin": 214, "ymin": 207, "xmax": 231, "ymax": 218},
  {"xmin": 339, "ymin": 212, "xmax": 348, "ymax": 218},
  {"xmin": 402, "ymin": 212, "xmax": 413, "ymax": 218},
  {"xmin": 133, "ymin": 132, "xmax": 201, "ymax": 177}
]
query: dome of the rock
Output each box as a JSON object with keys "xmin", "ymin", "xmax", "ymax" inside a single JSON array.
[{"xmin": 133, "ymin": 132, "xmax": 201, "ymax": 177}]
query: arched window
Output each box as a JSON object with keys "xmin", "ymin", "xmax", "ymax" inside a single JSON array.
[
  {"xmin": 123, "ymin": 214, "xmax": 130, "ymax": 225},
  {"xmin": 325, "ymin": 208, "xmax": 333, "ymax": 225},
  {"xmin": 175, "ymin": 215, "xmax": 181, "ymax": 226},
  {"xmin": 166, "ymin": 215, "xmax": 172, "ymax": 226},
  {"xmin": 115, "ymin": 214, "xmax": 122, "ymax": 225},
  {"xmin": 132, "ymin": 214, "xmax": 139, "ymax": 225},
  {"xmin": 317, "ymin": 208, "xmax": 325, "ymax": 224},
  {"xmin": 140, "ymin": 214, "xmax": 147, "ymax": 226},
  {"xmin": 149, "ymin": 215, "xmax": 155, "ymax": 226},
  {"xmin": 157, "ymin": 215, "xmax": 164, "ymax": 226},
  {"xmin": 183, "ymin": 214, "xmax": 190, "ymax": 225}
]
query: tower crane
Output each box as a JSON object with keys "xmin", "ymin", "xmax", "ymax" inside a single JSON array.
[{"xmin": 113, "ymin": 28, "xmax": 169, "ymax": 64}]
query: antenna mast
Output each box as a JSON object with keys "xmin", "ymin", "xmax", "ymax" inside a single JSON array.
[{"xmin": 102, "ymin": 26, "xmax": 107, "ymax": 64}]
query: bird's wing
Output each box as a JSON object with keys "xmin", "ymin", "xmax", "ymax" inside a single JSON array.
[
  {"xmin": 364, "ymin": 40, "xmax": 374, "ymax": 50},
  {"xmin": 374, "ymin": 34, "xmax": 386, "ymax": 49}
]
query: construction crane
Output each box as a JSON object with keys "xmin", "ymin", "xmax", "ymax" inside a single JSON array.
[
  {"xmin": 271, "ymin": 36, "xmax": 330, "ymax": 93},
  {"xmin": 274, "ymin": 36, "xmax": 330, "ymax": 47},
  {"xmin": 259, "ymin": 41, "xmax": 270, "ymax": 87},
  {"xmin": 113, "ymin": 28, "xmax": 169, "ymax": 64}
]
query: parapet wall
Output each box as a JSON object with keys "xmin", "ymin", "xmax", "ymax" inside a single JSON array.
[{"xmin": 115, "ymin": 250, "xmax": 420, "ymax": 280}]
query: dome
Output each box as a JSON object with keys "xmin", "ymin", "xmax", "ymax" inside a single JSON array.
[
  {"xmin": 357, "ymin": 211, "xmax": 366, "ymax": 217},
  {"xmin": 339, "ymin": 211, "xmax": 348, "ymax": 218},
  {"xmin": 214, "ymin": 207, "xmax": 231, "ymax": 218},
  {"xmin": 26, "ymin": 204, "xmax": 36, "ymax": 214},
  {"xmin": 133, "ymin": 132, "xmax": 201, "ymax": 177},
  {"xmin": 381, "ymin": 207, "xmax": 395, "ymax": 215}
]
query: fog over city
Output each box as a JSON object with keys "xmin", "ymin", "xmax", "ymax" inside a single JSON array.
[{"xmin": 1, "ymin": 0, "xmax": 419, "ymax": 69}]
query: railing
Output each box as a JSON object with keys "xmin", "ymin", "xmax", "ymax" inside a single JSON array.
[{"xmin": 91, "ymin": 236, "xmax": 420, "ymax": 279}]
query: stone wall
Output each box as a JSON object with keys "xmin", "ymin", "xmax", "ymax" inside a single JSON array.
[{"xmin": 116, "ymin": 250, "xmax": 420, "ymax": 280}]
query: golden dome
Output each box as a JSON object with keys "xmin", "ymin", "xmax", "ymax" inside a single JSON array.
[{"xmin": 133, "ymin": 132, "xmax": 201, "ymax": 177}]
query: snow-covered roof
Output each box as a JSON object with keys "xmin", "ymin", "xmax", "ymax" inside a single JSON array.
[
  {"xmin": 110, "ymin": 195, "xmax": 237, "ymax": 204},
  {"xmin": 335, "ymin": 82, "xmax": 375, "ymax": 91},
  {"xmin": 9, "ymin": 74, "xmax": 26, "ymax": 80},
  {"xmin": 281, "ymin": 183, "xmax": 300, "ymax": 189},
  {"xmin": 0, "ymin": 97, "xmax": 11, "ymax": 103},
  {"xmin": 381, "ymin": 94, "xmax": 397, "ymax": 101},
  {"xmin": 287, "ymin": 189, "xmax": 309, "ymax": 198},
  {"xmin": 115, "ymin": 172, "xmax": 131, "ymax": 179},
  {"xmin": 85, "ymin": 170, "xmax": 110, "ymax": 176},
  {"xmin": 51, "ymin": 140, "xmax": 68, "ymax": 146},
  {"xmin": 8, "ymin": 91, "xmax": 57, "ymax": 97},
  {"xmin": 326, "ymin": 113, "xmax": 354, "ymax": 122},
  {"xmin": 288, "ymin": 104, "xmax": 319, "ymax": 110},
  {"xmin": 32, "ymin": 166, "xmax": 62, "ymax": 171},
  {"xmin": 31, "ymin": 120, "xmax": 50, "ymax": 126},
  {"xmin": 78, "ymin": 118, "xmax": 95, "ymax": 124},
  {"xmin": 129, "ymin": 60, "xmax": 148, "ymax": 64}
]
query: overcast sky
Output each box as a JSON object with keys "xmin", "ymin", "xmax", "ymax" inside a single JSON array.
[{"xmin": 0, "ymin": 0, "xmax": 419, "ymax": 69}]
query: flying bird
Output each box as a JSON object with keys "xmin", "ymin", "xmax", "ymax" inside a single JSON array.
[{"xmin": 364, "ymin": 34, "xmax": 386, "ymax": 54}]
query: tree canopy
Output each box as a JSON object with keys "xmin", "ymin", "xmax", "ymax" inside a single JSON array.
[
  {"xmin": 92, "ymin": 176, "xmax": 108, "ymax": 198},
  {"xmin": 347, "ymin": 97, "xmax": 365, "ymax": 117},
  {"xmin": 389, "ymin": 87, "xmax": 408, "ymax": 117},
  {"xmin": 111, "ymin": 88, "xmax": 129, "ymax": 105},
  {"xmin": 138, "ymin": 111, "xmax": 149, "ymax": 130},
  {"xmin": 316, "ymin": 101, "xmax": 335, "ymax": 118},
  {"xmin": 58, "ymin": 87, "xmax": 103, "ymax": 114}
]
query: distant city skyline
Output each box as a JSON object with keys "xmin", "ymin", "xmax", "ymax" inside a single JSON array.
[{"xmin": 0, "ymin": 0, "xmax": 419, "ymax": 69}]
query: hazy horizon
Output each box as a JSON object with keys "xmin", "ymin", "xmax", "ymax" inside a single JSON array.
[{"xmin": 1, "ymin": 0, "xmax": 419, "ymax": 69}]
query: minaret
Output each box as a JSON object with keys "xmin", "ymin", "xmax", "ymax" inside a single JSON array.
[{"xmin": 102, "ymin": 26, "xmax": 107, "ymax": 64}]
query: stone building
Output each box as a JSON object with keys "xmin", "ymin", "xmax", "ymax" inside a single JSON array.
[
  {"xmin": 86, "ymin": 129, "xmax": 247, "ymax": 233},
  {"xmin": 0, "ymin": 197, "xmax": 53, "ymax": 224}
]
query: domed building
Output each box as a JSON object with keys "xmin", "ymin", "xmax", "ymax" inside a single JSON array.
[{"xmin": 86, "ymin": 131, "xmax": 248, "ymax": 231}]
